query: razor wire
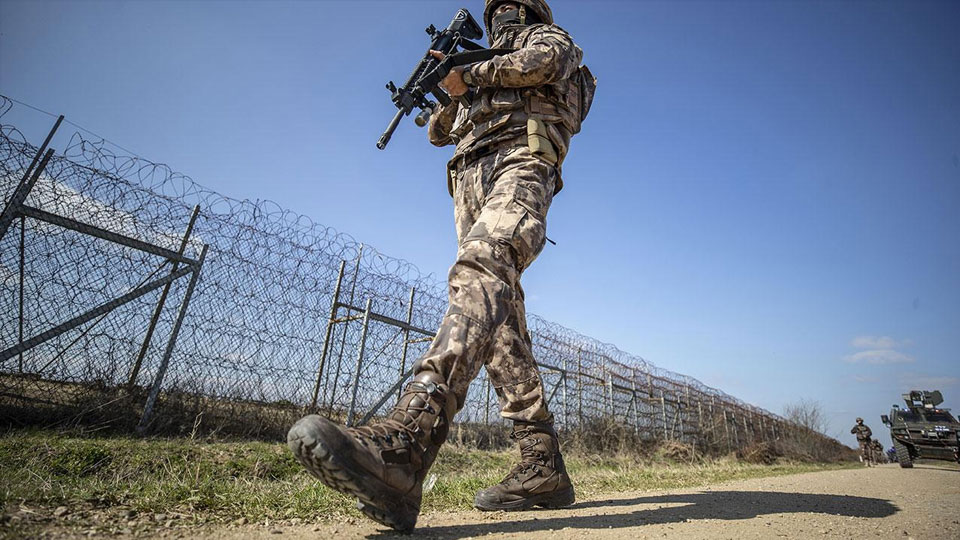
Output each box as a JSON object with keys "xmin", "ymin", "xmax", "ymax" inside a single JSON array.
[{"xmin": 0, "ymin": 96, "xmax": 841, "ymax": 453}]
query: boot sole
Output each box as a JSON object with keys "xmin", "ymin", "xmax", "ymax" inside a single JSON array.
[
  {"xmin": 474, "ymin": 484, "xmax": 576, "ymax": 512},
  {"xmin": 287, "ymin": 416, "xmax": 418, "ymax": 532}
]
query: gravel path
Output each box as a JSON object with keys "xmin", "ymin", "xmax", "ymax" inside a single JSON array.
[{"xmin": 201, "ymin": 462, "xmax": 960, "ymax": 539}]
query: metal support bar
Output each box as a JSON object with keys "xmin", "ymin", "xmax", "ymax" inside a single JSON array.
[
  {"xmin": 0, "ymin": 264, "xmax": 196, "ymax": 363},
  {"xmin": 331, "ymin": 315, "xmax": 365, "ymax": 324},
  {"xmin": 19, "ymin": 205, "xmax": 198, "ymax": 266},
  {"xmin": 346, "ymin": 298, "xmax": 373, "ymax": 427},
  {"xmin": 546, "ymin": 374, "xmax": 562, "ymax": 405},
  {"xmin": 34, "ymin": 262, "xmax": 169, "ymax": 376},
  {"xmin": 18, "ymin": 114, "xmax": 63, "ymax": 191},
  {"xmin": 334, "ymin": 301, "xmax": 435, "ymax": 336},
  {"xmin": 0, "ymin": 149, "xmax": 53, "ymax": 242},
  {"xmin": 359, "ymin": 365, "xmax": 416, "ymax": 426},
  {"xmin": 0, "ymin": 114, "xmax": 62, "ymax": 241},
  {"xmin": 136, "ymin": 245, "xmax": 209, "ymax": 434},
  {"xmin": 128, "ymin": 205, "xmax": 200, "ymax": 388}
]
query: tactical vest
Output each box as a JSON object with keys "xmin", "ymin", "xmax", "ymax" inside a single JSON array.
[{"xmin": 447, "ymin": 24, "xmax": 595, "ymax": 183}]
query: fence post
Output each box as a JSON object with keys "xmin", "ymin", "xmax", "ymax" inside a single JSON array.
[
  {"xmin": 484, "ymin": 375, "xmax": 491, "ymax": 425},
  {"xmin": 660, "ymin": 390, "xmax": 668, "ymax": 440},
  {"xmin": 576, "ymin": 347, "xmax": 583, "ymax": 425},
  {"xmin": 346, "ymin": 298, "xmax": 373, "ymax": 427},
  {"xmin": 128, "ymin": 205, "xmax": 201, "ymax": 388},
  {"xmin": 697, "ymin": 399, "xmax": 703, "ymax": 444},
  {"xmin": 607, "ymin": 372, "xmax": 614, "ymax": 419},
  {"xmin": 312, "ymin": 261, "xmax": 345, "ymax": 410},
  {"xmin": 677, "ymin": 401, "xmax": 684, "ymax": 443},
  {"xmin": 600, "ymin": 355, "xmax": 608, "ymax": 416},
  {"xmin": 397, "ymin": 287, "xmax": 416, "ymax": 401},
  {"xmin": 731, "ymin": 411, "xmax": 740, "ymax": 449},
  {"xmin": 136, "ymin": 245, "xmax": 208, "ymax": 435},
  {"xmin": 561, "ymin": 354, "xmax": 568, "ymax": 428},
  {"xmin": 722, "ymin": 408, "xmax": 730, "ymax": 450},
  {"xmin": 630, "ymin": 373, "xmax": 639, "ymax": 437},
  {"xmin": 17, "ymin": 215, "xmax": 26, "ymax": 372},
  {"xmin": 327, "ymin": 245, "xmax": 363, "ymax": 410}
]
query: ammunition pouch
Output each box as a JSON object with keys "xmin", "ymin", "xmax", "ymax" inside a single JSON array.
[{"xmin": 526, "ymin": 117, "xmax": 558, "ymax": 166}]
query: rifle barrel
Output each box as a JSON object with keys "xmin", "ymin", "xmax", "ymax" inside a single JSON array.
[{"xmin": 377, "ymin": 109, "xmax": 406, "ymax": 150}]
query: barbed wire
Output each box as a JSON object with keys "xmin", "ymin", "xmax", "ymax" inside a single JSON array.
[{"xmin": 0, "ymin": 96, "xmax": 841, "ymax": 455}]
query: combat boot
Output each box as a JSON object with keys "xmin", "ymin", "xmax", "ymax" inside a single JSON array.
[
  {"xmin": 287, "ymin": 371, "xmax": 456, "ymax": 532},
  {"xmin": 474, "ymin": 419, "xmax": 575, "ymax": 511}
]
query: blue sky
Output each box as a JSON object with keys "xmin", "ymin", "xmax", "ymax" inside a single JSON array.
[{"xmin": 2, "ymin": 0, "xmax": 958, "ymax": 447}]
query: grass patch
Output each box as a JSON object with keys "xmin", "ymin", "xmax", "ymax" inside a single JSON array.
[{"xmin": 0, "ymin": 430, "xmax": 854, "ymax": 535}]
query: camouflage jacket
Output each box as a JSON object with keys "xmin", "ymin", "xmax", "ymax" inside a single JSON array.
[
  {"xmin": 428, "ymin": 23, "xmax": 584, "ymax": 193},
  {"xmin": 851, "ymin": 424, "xmax": 872, "ymax": 440}
]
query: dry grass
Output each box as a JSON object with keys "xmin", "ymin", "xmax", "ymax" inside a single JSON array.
[{"xmin": 0, "ymin": 429, "xmax": 855, "ymax": 538}]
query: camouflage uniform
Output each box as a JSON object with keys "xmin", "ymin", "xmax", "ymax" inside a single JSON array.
[
  {"xmin": 287, "ymin": 0, "xmax": 592, "ymax": 530},
  {"xmin": 851, "ymin": 421, "xmax": 873, "ymax": 465},
  {"xmin": 870, "ymin": 439, "xmax": 885, "ymax": 464},
  {"xmin": 419, "ymin": 6, "xmax": 585, "ymax": 423}
]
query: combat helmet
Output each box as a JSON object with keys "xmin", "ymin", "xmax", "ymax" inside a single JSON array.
[{"xmin": 484, "ymin": 0, "xmax": 554, "ymax": 43}]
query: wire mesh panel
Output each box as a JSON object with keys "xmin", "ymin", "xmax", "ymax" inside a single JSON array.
[{"xmin": 0, "ymin": 97, "xmax": 845, "ymax": 454}]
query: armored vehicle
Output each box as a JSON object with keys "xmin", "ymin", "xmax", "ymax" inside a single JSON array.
[{"xmin": 881, "ymin": 390, "xmax": 960, "ymax": 468}]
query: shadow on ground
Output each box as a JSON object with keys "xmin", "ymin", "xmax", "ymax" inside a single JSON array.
[
  {"xmin": 908, "ymin": 462, "xmax": 960, "ymax": 472},
  {"xmin": 367, "ymin": 491, "xmax": 899, "ymax": 539}
]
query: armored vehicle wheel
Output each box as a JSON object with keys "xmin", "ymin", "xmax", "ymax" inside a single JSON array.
[{"xmin": 894, "ymin": 440, "xmax": 913, "ymax": 468}]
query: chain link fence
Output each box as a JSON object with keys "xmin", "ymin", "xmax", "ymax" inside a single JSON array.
[{"xmin": 0, "ymin": 97, "xmax": 844, "ymax": 455}]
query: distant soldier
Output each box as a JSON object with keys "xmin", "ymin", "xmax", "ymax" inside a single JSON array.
[
  {"xmin": 851, "ymin": 417, "xmax": 873, "ymax": 466},
  {"xmin": 870, "ymin": 439, "xmax": 886, "ymax": 464}
]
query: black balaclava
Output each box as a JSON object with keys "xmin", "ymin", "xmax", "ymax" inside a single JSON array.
[{"xmin": 491, "ymin": 4, "xmax": 541, "ymax": 42}]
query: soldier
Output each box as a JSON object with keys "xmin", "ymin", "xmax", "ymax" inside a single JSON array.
[
  {"xmin": 287, "ymin": 0, "xmax": 593, "ymax": 532},
  {"xmin": 851, "ymin": 417, "xmax": 873, "ymax": 466},
  {"xmin": 870, "ymin": 439, "xmax": 886, "ymax": 464}
]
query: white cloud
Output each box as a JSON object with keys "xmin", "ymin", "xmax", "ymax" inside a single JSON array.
[
  {"xmin": 843, "ymin": 350, "xmax": 915, "ymax": 365},
  {"xmin": 853, "ymin": 374, "xmax": 881, "ymax": 384},
  {"xmin": 850, "ymin": 335, "xmax": 898, "ymax": 349}
]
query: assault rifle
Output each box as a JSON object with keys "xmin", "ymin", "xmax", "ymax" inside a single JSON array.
[{"xmin": 376, "ymin": 8, "xmax": 513, "ymax": 150}]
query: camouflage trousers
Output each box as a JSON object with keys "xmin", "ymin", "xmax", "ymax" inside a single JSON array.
[
  {"xmin": 414, "ymin": 145, "xmax": 556, "ymax": 423},
  {"xmin": 858, "ymin": 439, "xmax": 873, "ymax": 463}
]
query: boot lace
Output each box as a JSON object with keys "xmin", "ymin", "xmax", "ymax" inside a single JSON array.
[
  {"xmin": 502, "ymin": 428, "xmax": 546, "ymax": 483},
  {"xmin": 350, "ymin": 385, "xmax": 440, "ymax": 451}
]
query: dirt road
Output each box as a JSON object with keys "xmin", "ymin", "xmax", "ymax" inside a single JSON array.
[{"xmin": 200, "ymin": 462, "xmax": 960, "ymax": 539}]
